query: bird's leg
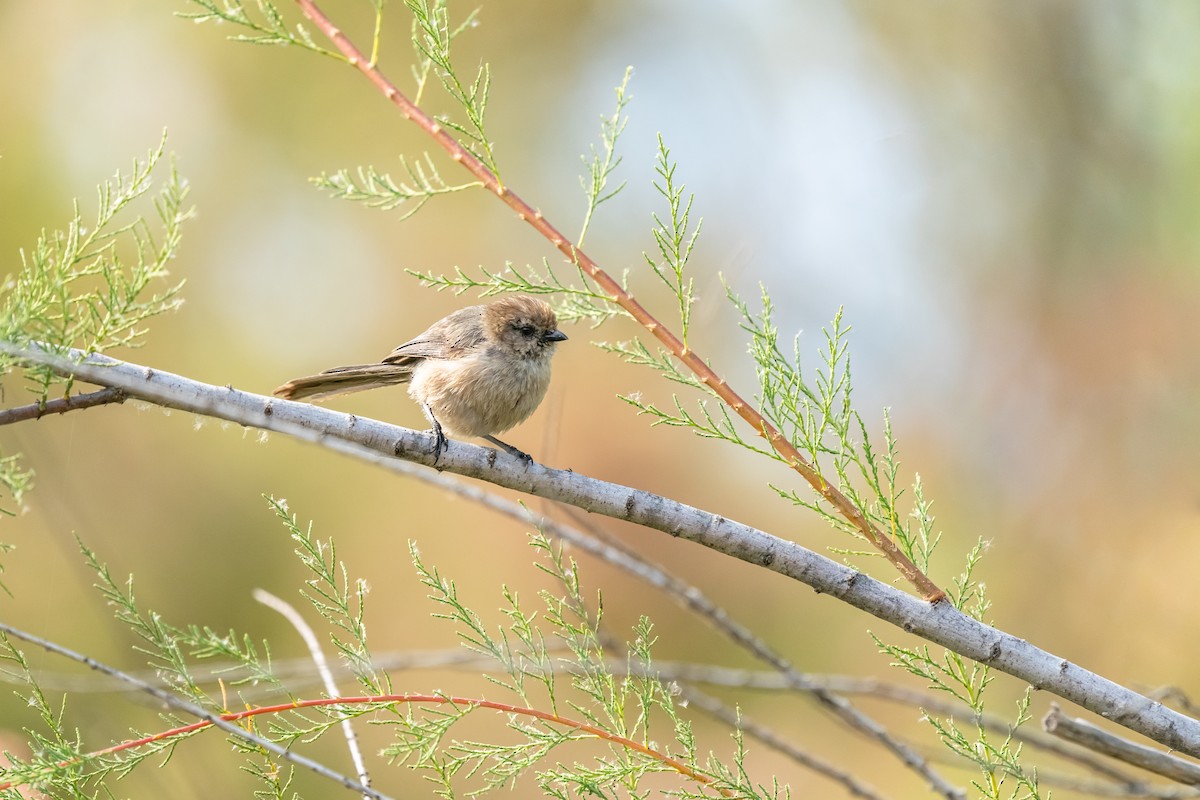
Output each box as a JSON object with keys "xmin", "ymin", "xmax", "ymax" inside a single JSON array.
[
  {"xmin": 421, "ymin": 403, "xmax": 448, "ymax": 464},
  {"xmin": 483, "ymin": 435, "xmax": 533, "ymax": 463}
]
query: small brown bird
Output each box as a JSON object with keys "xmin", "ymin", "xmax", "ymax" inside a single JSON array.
[{"xmin": 274, "ymin": 295, "xmax": 567, "ymax": 462}]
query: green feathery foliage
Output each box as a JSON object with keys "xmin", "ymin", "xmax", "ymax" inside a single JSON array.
[
  {"xmin": 874, "ymin": 539, "xmax": 1041, "ymax": 800},
  {"xmin": 1, "ymin": 135, "xmax": 189, "ymax": 390},
  {"xmin": 732, "ymin": 289, "xmax": 942, "ymax": 570},
  {"xmin": 312, "ymin": 157, "xmax": 482, "ymax": 220},
  {"xmin": 0, "ymin": 453, "xmax": 33, "ymax": 520},
  {"xmin": 405, "ymin": 0, "xmax": 498, "ymax": 176},
  {"xmin": 0, "ymin": 135, "xmax": 189, "ymax": 516},
  {"xmin": 266, "ymin": 495, "xmax": 390, "ymax": 695},
  {"xmin": 187, "ymin": 0, "xmax": 485, "ymax": 219},
  {"xmin": 394, "ymin": 533, "xmax": 776, "ymax": 799},
  {"xmin": 0, "ymin": 501, "xmax": 783, "ymax": 798},
  {"xmin": 645, "ymin": 135, "xmax": 701, "ymax": 345},
  {"xmin": 179, "ymin": 0, "xmax": 347, "ymax": 59},
  {"xmin": 0, "ymin": 633, "xmax": 89, "ymax": 798},
  {"xmin": 0, "ymin": 507, "xmax": 387, "ymax": 796},
  {"xmin": 577, "ymin": 66, "xmax": 633, "ymax": 248},
  {"xmin": 409, "ymin": 259, "xmax": 628, "ymax": 327},
  {"xmin": 408, "ymin": 66, "xmax": 640, "ymax": 329}
]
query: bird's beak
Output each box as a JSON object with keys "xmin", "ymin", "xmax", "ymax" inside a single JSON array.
[{"xmin": 543, "ymin": 329, "xmax": 568, "ymax": 343}]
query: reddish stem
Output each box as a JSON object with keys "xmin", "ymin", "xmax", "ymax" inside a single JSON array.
[
  {"xmin": 291, "ymin": 0, "xmax": 945, "ymax": 603},
  {"xmin": 0, "ymin": 694, "xmax": 731, "ymax": 797}
]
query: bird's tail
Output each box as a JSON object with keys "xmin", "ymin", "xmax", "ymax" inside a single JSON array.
[{"xmin": 273, "ymin": 364, "xmax": 414, "ymax": 401}]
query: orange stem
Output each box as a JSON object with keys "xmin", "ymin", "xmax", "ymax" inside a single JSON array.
[
  {"xmin": 291, "ymin": 0, "xmax": 945, "ymax": 603},
  {"xmin": 0, "ymin": 694, "xmax": 731, "ymax": 797}
]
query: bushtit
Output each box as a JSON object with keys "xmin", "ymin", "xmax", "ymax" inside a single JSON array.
[{"xmin": 274, "ymin": 295, "xmax": 567, "ymax": 462}]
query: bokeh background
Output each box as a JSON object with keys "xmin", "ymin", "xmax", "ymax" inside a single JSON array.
[{"xmin": 3, "ymin": 1, "xmax": 1200, "ymax": 797}]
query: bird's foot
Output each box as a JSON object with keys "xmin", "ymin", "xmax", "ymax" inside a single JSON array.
[
  {"xmin": 484, "ymin": 435, "xmax": 533, "ymax": 464},
  {"xmin": 429, "ymin": 421, "xmax": 448, "ymax": 465}
]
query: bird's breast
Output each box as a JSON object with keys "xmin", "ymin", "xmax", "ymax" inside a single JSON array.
[{"xmin": 408, "ymin": 351, "xmax": 554, "ymax": 437}]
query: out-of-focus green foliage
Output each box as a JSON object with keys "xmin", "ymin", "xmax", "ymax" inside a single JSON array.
[{"xmin": 0, "ymin": 135, "xmax": 190, "ymax": 515}]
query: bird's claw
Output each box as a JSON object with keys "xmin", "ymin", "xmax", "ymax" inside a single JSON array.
[
  {"xmin": 483, "ymin": 435, "xmax": 533, "ymax": 464},
  {"xmin": 429, "ymin": 422, "xmax": 448, "ymax": 465}
]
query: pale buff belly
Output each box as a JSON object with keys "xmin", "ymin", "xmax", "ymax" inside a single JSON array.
[{"xmin": 408, "ymin": 351, "xmax": 552, "ymax": 437}]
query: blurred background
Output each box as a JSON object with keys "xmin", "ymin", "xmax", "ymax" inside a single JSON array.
[{"xmin": 3, "ymin": 0, "xmax": 1200, "ymax": 797}]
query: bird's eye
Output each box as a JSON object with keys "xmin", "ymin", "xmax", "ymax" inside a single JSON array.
[{"xmin": 518, "ymin": 324, "xmax": 536, "ymax": 336}]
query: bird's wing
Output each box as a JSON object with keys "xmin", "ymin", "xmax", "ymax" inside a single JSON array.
[{"xmin": 382, "ymin": 305, "xmax": 487, "ymax": 364}]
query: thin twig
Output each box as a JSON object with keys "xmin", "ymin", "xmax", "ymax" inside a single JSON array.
[
  {"xmin": 289, "ymin": 0, "xmax": 945, "ymax": 602},
  {"xmin": 678, "ymin": 684, "xmax": 888, "ymax": 800},
  {"xmin": 648, "ymin": 665, "xmax": 1144, "ymax": 785},
  {"xmin": 1027, "ymin": 772, "xmax": 1200, "ymax": 798},
  {"xmin": 254, "ymin": 589, "xmax": 372, "ymax": 797},
  {"xmin": 0, "ymin": 622, "xmax": 392, "ymax": 800},
  {"xmin": 0, "ymin": 647, "xmax": 505, "ymax": 696},
  {"xmin": 1044, "ymin": 705, "xmax": 1200, "ymax": 786},
  {"xmin": 0, "ymin": 387, "xmax": 126, "ymax": 425},
  {"xmin": 4, "ymin": 343, "xmax": 1200, "ymax": 759}
]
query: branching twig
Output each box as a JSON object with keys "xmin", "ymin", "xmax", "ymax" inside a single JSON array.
[
  {"xmin": 288, "ymin": 0, "xmax": 945, "ymax": 603},
  {"xmin": 1044, "ymin": 705, "xmax": 1200, "ymax": 786},
  {"xmin": 651, "ymin": 665, "xmax": 1147, "ymax": 785},
  {"xmin": 3, "ymin": 342, "xmax": 1199, "ymax": 761},
  {"xmin": 1030, "ymin": 775, "xmax": 1199, "ymax": 799},
  {"xmin": 0, "ymin": 387, "xmax": 126, "ymax": 425},
  {"xmin": 679, "ymin": 684, "xmax": 888, "ymax": 800}
]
